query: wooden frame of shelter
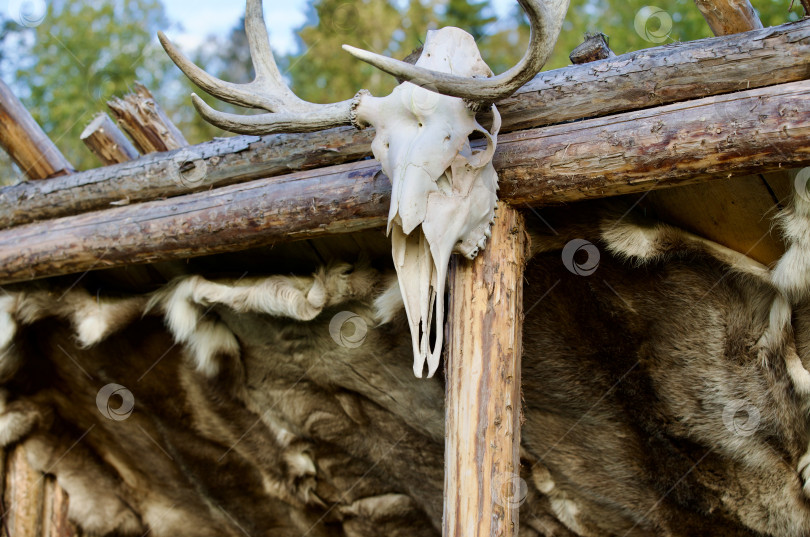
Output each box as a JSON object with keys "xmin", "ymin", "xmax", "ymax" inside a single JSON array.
[{"xmin": 0, "ymin": 0, "xmax": 808, "ymax": 535}]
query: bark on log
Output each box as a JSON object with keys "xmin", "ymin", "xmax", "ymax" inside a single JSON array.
[
  {"xmin": 569, "ymin": 33, "xmax": 614, "ymax": 65},
  {"xmin": 0, "ymin": 80, "xmax": 74, "ymax": 180},
  {"xmin": 444, "ymin": 201, "xmax": 527, "ymax": 537},
  {"xmin": 694, "ymin": 0, "xmax": 763, "ymax": 34},
  {"xmin": 2, "ymin": 19, "xmax": 810, "ymax": 228},
  {"xmin": 80, "ymin": 113, "xmax": 139, "ymax": 166},
  {"xmin": 649, "ymin": 0, "xmax": 782, "ymax": 265},
  {"xmin": 107, "ymin": 83, "xmax": 188, "ymax": 154},
  {"xmin": 0, "ymin": 79, "xmax": 807, "ymax": 284}
]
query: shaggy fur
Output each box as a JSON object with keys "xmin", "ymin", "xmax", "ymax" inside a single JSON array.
[{"xmin": 2, "ymin": 194, "xmax": 810, "ymax": 535}]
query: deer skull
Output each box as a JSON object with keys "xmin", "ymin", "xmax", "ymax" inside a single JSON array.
[
  {"xmin": 160, "ymin": 0, "xmax": 568, "ymax": 377},
  {"xmin": 353, "ymin": 29, "xmax": 501, "ymax": 377}
]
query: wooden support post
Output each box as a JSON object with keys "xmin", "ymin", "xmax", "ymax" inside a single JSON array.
[
  {"xmin": 444, "ymin": 201, "xmax": 527, "ymax": 536},
  {"xmin": 107, "ymin": 83, "xmax": 188, "ymax": 154},
  {"xmin": 0, "ymin": 79, "xmax": 74, "ymax": 180},
  {"xmin": 80, "ymin": 113, "xmax": 139, "ymax": 166}
]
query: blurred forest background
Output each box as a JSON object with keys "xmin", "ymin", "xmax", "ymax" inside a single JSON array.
[{"xmin": 0, "ymin": 0, "xmax": 804, "ymax": 184}]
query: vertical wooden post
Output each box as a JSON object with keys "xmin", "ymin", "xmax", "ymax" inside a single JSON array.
[
  {"xmin": 0, "ymin": 79, "xmax": 74, "ymax": 180},
  {"xmin": 444, "ymin": 201, "xmax": 528, "ymax": 537}
]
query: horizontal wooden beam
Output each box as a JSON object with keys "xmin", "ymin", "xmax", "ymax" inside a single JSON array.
[
  {"xmin": 1, "ymin": 19, "xmax": 809, "ymax": 228},
  {"xmin": 0, "ymin": 79, "xmax": 807, "ymax": 284}
]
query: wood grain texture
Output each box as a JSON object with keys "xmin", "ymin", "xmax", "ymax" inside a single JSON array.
[
  {"xmin": 569, "ymin": 33, "xmax": 614, "ymax": 65},
  {"xmin": 444, "ymin": 201, "xmax": 527, "ymax": 537},
  {"xmin": 694, "ymin": 0, "xmax": 763, "ymax": 35},
  {"xmin": 107, "ymin": 83, "xmax": 188, "ymax": 154},
  {"xmin": 4, "ymin": 447, "xmax": 44, "ymax": 537},
  {"xmin": 0, "ymin": 80, "xmax": 74, "ymax": 181},
  {"xmin": 646, "ymin": 0, "xmax": 781, "ymax": 265},
  {"xmin": 2, "ymin": 19, "xmax": 810, "ymax": 227},
  {"xmin": 0, "ymin": 79, "xmax": 808, "ymax": 284},
  {"xmin": 80, "ymin": 113, "xmax": 139, "ymax": 166}
]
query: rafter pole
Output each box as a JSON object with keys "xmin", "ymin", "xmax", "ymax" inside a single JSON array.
[
  {"xmin": 2, "ymin": 19, "xmax": 810, "ymax": 228},
  {"xmin": 0, "ymin": 79, "xmax": 74, "ymax": 180},
  {"xmin": 0, "ymin": 78, "xmax": 807, "ymax": 284}
]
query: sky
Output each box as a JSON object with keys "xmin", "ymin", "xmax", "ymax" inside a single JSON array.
[
  {"xmin": 0, "ymin": 0, "xmax": 517, "ymax": 54},
  {"xmin": 162, "ymin": 0, "xmax": 516, "ymax": 54}
]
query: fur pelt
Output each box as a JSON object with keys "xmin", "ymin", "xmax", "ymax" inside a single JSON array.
[{"xmin": 2, "ymin": 194, "xmax": 810, "ymax": 536}]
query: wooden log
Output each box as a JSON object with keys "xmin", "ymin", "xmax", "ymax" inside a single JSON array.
[
  {"xmin": 2, "ymin": 19, "xmax": 810, "ymax": 228},
  {"xmin": 694, "ymin": 0, "xmax": 763, "ymax": 34},
  {"xmin": 80, "ymin": 113, "xmax": 139, "ymax": 166},
  {"xmin": 647, "ymin": 0, "xmax": 782, "ymax": 264},
  {"xmin": 0, "ymin": 80, "xmax": 74, "ymax": 180},
  {"xmin": 107, "ymin": 83, "xmax": 188, "ymax": 154},
  {"xmin": 0, "ymin": 79, "xmax": 807, "ymax": 284},
  {"xmin": 569, "ymin": 33, "xmax": 614, "ymax": 65},
  {"xmin": 444, "ymin": 201, "xmax": 527, "ymax": 537},
  {"xmin": 3, "ymin": 447, "xmax": 45, "ymax": 537}
]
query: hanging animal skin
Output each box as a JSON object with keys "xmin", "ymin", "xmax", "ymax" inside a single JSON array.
[{"xmin": 159, "ymin": 0, "xmax": 569, "ymax": 377}]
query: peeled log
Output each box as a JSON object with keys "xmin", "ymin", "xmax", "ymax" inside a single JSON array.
[
  {"xmin": 0, "ymin": 80, "xmax": 74, "ymax": 180},
  {"xmin": 0, "ymin": 79, "xmax": 807, "ymax": 284},
  {"xmin": 107, "ymin": 83, "xmax": 188, "ymax": 154},
  {"xmin": 2, "ymin": 19, "xmax": 810, "ymax": 228},
  {"xmin": 80, "ymin": 113, "xmax": 139, "ymax": 166},
  {"xmin": 694, "ymin": 0, "xmax": 762, "ymax": 35},
  {"xmin": 444, "ymin": 201, "xmax": 527, "ymax": 537}
]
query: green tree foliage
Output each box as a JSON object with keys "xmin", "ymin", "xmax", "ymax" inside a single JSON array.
[
  {"xmin": 2, "ymin": 0, "xmax": 171, "ymax": 172},
  {"xmin": 283, "ymin": 0, "xmax": 805, "ymax": 104},
  {"xmin": 0, "ymin": 0, "xmax": 806, "ymax": 185}
]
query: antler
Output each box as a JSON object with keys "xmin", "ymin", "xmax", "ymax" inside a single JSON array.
[
  {"xmin": 342, "ymin": 0, "xmax": 570, "ymax": 103},
  {"xmin": 158, "ymin": 0, "xmax": 360, "ymax": 134}
]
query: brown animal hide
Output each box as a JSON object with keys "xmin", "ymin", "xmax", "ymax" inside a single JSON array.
[{"xmin": 1, "ymin": 197, "xmax": 810, "ymax": 536}]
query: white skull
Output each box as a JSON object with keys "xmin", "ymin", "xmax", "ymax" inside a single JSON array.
[{"xmin": 356, "ymin": 28, "xmax": 501, "ymax": 377}]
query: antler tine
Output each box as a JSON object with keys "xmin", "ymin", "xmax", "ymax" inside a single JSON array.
[
  {"xmin": 243, "ymin": 0, "xmax": 288, "ymax": 87},
  {"xmin": 158, "ymin": 31, "xmax": 274, "ymax": 110},
  {"xmin": 342, "ymin": 0, "xmax": 570, "ymax": 103},
  {"xmin": 189, "ymin": 94, "xmax": 356, "ymax": 135},
  {"xmin": 160, "ymin": 0, "xmax": 361, "ymax": 135}
]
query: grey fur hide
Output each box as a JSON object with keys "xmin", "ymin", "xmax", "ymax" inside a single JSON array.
[{"xmin": 1, "ymin": 196, "xmax": 810, "ymax": 536}]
